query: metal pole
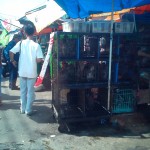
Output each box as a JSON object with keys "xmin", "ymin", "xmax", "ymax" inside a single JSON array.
[
  {"xmin": 133, "ymin": 12, "xmax": 137, "ymax": 32},
  {"xmin": 107, "ymin": 0, "xmax": 114, "ymax": 110}
]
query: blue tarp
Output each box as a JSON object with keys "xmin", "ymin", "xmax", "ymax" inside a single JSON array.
[{"xmin": 55, "ymin": 0, "xmax": 150, "ymax": 18}]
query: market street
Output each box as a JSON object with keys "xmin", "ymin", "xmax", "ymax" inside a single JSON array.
[{"xmin": 0, "ymin": 77, "xmax": 150, "ymax": 150}]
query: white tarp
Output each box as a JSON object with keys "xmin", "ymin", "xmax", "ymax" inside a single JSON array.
[
  {"xmin": 26, "ymin": 0, "xmax": 66, "ymax": 33},
  {"xmin": 1, "ymin": 19, "xmax": 22, "ymax": 32}
]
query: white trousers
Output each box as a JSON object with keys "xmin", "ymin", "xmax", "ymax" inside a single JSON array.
[{"xmin": 20, "ymin": 77, "xmax": 36, "ymax": 113}]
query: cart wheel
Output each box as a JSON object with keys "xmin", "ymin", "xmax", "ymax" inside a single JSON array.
[
  {"xmin": 51, "ymin": 106, "xmax": 58, "ymax": 123},
  {"xmin": 53, "ymin": 114, "xmax": 60, "ymax": 123},
  {"xmin": 58, "ymin": 122, "xmax": 70, "ymax": 133}
]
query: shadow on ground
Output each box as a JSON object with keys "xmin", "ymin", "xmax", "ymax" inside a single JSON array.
[{"xmin": 57, "ymin": 109, "xmax": 150, "ymax": 139}]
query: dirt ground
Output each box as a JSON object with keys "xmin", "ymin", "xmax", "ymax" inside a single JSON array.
[{"xmin": 0, "ymin": 77, "xmax": 150, "ymax": 150}]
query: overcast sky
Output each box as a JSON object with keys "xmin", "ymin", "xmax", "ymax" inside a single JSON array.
[{"xmin": 0, "ymin": 0, "xmax": 47, "ymax": 20}]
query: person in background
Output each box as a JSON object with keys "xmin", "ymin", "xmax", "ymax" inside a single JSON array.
[
  {"xmin": 9, "ymin": 24, "xmax": 44, "ymax": 115},
  {"xmin": 0, "ymin": 46, "xmax": 3, "ymax": 105},
  {"xmin": 3, "ymin": 34, "xmax": 22, "ymax": 90}
]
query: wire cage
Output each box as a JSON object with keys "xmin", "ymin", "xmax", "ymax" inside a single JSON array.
[
  {"xmin": 77, "ymin": 61, "xmax": 98, "ymax": 83},
  {"xmin": 58, "ymin": 34, "xmax": 78, "ymax": 59},
  {"xmin": 112, "ymin": 89, "xmax": 136, "ymax": 113},
  {"xmin": 79, "ymin": 35, "xmax": 99, "ymax": 58},
  {"xmin": 58, "ymin": 61, "xmax": 76, "ymax": 84}
]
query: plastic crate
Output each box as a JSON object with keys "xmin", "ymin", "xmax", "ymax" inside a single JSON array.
[
  {"xmin": 91, "ymin": 21, "xmax": 111, "ymax": 33},
  {"xmin": 112, "ymin": 89, "xmax": 136, "ymax": 113},
  {"xmin": 62, "ymin": 21, "xmax": 90, "ymax": 33},
  {"xmin": 115, "ymin": 22, "xmax": 135, "ymax": 33}
]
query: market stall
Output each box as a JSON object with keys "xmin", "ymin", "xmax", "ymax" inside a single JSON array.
[
  {"xmin": 47, "ymin": 2, "xmax": 150, "ymax": 130},
  {"xmin": 54, "ymin": 0, "xmax": 150, "ymax": 111}
]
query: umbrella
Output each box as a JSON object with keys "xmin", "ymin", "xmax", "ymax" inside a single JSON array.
[{"xmin": 55, "ymin": 0, "xmax": 150, "ymax": 110}]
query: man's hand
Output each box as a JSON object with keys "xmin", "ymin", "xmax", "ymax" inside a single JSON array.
[{"xmin": 36, "ymin": 58, "xmax": 44, "ymax": 63}]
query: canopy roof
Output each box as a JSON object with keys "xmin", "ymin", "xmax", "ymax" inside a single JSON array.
[
  {"xmin": 134, "ymin": 4, "xmax": 150, "ymax": 14},
  {"xmin": 55, "ymin": 0, "xmax": 150, "ymax": 18},
  {"xmin": 91, "ymin": 4, "xmax": 150, "ymax": 22}
]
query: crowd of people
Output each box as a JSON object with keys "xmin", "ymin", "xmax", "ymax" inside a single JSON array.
[
  {"xmin": 0, "ymin": 23, "xmax": 150, "ymax": 115},
  {"xmin": 0, "ymin": 24, "xmax": 44, "ymax": 116},
  {"xmin": 0, "ymin": 45, "xmax": 2, "ymax": 105}
]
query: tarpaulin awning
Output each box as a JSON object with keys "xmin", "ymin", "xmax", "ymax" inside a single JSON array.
[
  {"xmin": 91, "ymin": 9, "xmax": 130, "ymax": 21},
  {"xmin": 91, "ymin": 4, "xmax": 150, "ymax": 21},
  {"xmin": 133, "ymin": 4, "xmax": 150, "ymax": 14},
  {"xmin": 0, "ymin": 19, "xmax": 22, "ymax": 32},
  {"xmin": 18, "ymin": 16, "xmax": 63, "ymax": 35},
  {"xmin": 25, "ymin": 0, "xmax": 66, "ymax": 33},
  {"xmin": 55, "ymin": 0, "xmax": 150, "ymax": 18}
]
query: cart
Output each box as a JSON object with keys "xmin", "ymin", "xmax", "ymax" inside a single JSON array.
[{"xmin": 50, "ymin": 32, "xmax": 121, "ymax": 131}]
